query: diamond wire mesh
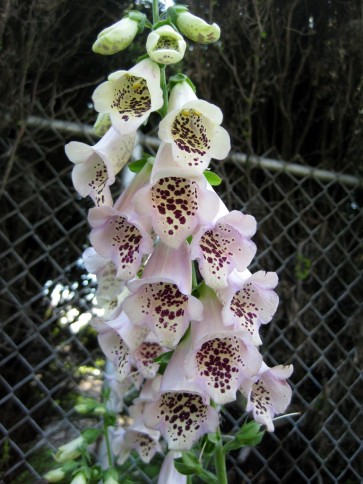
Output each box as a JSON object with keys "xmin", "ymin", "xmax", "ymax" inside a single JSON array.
[{"xmin": 0, "ymin": 120, "xmax": 362, "ymax": 483}]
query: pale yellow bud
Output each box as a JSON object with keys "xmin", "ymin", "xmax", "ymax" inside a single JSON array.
[
  {"xmin": 92, "ymin": 17, "xmax": 138, "ymax": 55},
  {"xmin": 176, "ymin": 12, "xmax": 220, "ymax": 44}
]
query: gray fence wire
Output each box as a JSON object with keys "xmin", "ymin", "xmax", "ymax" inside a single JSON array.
[{"xmin": 0, "ymin": 117, "xmax": 362, "ymax": 483}]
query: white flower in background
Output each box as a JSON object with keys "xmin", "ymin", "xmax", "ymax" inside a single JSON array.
[
  {"xmin": 65, "ymin": 127, "xmax": 135, "ymax": 206},
  {"xmin": 92, "ymin": 12, "xmax": 146, "ymax": 55},
  {"xmin": 146, "ymin": 25, "xmax": 186, "ymax": 65},
  {"xmin": 92, "ymin": 58, "xmax": 163, "ymax": 134},
  {"xmin": 176, "ymin": 11, "xmax": 220, "ymax": 44}
]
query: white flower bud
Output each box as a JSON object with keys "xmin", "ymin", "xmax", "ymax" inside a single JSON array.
[
  {"xmin": 43, "ymin": 468, "xmax": 66, "ymax": 483},
  {"xmin": 54, "ymin": 436, "xmax": 84, "ymax": 463},
  {"xmin": 70, "ymin": 472, "xmax": 87, "ymax": 484},
  {"xmin": 146, "ymin": 25, "xmax": 186, "ymax": 65},
  {"xmin": 92, "ymin": 16, "xmax": 139, "ymax": 55},
  {"xmin": 176, "ymin": 12, "xmax": 220, "ymax": 44}
]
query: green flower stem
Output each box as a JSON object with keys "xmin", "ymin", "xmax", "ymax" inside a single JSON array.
[
  {"xmin": 214, "ymin": 428, "xmax": 228, "ymax": 484},
  {"xmin": 152, "ymin": 0, "xmax": 159, "ymax": 24},
  {"xmin": 191, "ymin": 261, "xmax": 198, "ymax": 290},
  {"xmin": 187, "ymin": 476, "xmax": 193, "ymax": 484},
  {"xmin": 160, "ymin": 65, "xmax": 168, "ymax": 118},
  {"xmin": 103, "ymin": 419, "xmax": 113, "ymax": 467}
]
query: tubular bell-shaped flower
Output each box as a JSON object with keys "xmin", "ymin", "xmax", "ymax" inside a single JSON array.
[
  {"xmin": 92, "ymin": 59, "xmax": 163, "ymax": 134},
  {"xmin": 143, "ymin": 368, "xmax": 219, "ymax": 450},
  {"xmin": 112, "ymin": 403, "xmax": 162, "ymax": 464},
  {"xmin": 220, "ymin": 270, "xmax": 279, "ymax": 346},
  {"xmin": 158, "ymin": 82, "xmax": 230, "ymax": 170},
  {"xmin": 190, "ymin": 210, "xmax": 257, "ymax": 290},
  {"xmin": 88, "ymin": 163, "xmax": 153, "ymax": 280},
  {"xmin": 65, "ymin": 128, "xmax": 135, "ymax": 206},
  {"xmin": 134, "ymin": 164, "xmax": 220, "ymax": 249},
  {"xmin": 184, "ymin": 284, "xmax": 262, "ymax": 404},
  {"xmin": 240, "ymin": 363, "xmax": 293, "ymax": 432},
  {"xmin": 146, "ymin": 25, "xmax": 186, "ymax": 65},
  {"xmin": 123, "ymin": 241, "xmax": 203, "ymax": 348}
]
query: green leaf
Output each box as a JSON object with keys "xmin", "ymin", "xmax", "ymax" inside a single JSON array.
[
  {"xmin": 174, "ymin": 460, "xmax": 196, "ymax": 475},
  {"xmin": 128, "ymin": 158, "xmax": 148, "ymax": 173},
  {"xmin": 174, "ymin": 451, "xmax": 203, "ymax": 475},
  {"xmin": 207, "ymin": 432, "xmax": 220, "ymax": 444},
  {"xmin": 203, "ymin": 170, "xmax": 222, "ymax": 186},
  {"xmin": 223, "ymin": 421, "xmax": 264, "ymax": 453},
  {"xmin": 168, "ymin": 73, "xmax": 196, "ymax": 92}
]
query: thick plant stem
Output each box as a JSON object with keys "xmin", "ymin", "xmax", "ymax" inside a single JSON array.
[
  {"xmin": 214, "ymin": 429, "xmax": 228, "ymax": 484},
  {"xmin": 152, "ymin": 0, "xmax": 159, "ymax": 24}
]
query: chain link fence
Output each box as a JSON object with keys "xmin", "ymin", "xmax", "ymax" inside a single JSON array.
[{"xmin": 1, "ymin": 116, "xmax": 362, "ymax": 483}]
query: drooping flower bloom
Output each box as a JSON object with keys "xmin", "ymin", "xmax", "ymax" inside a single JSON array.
[
  {"xmin": 158, "ymin": 451, "xmax": 187, "ymax": 484},
  {"xmin": 88, "ymin": 163, "xmax": 153, "ymax": 280},
  {"xmin": 112, "ymin": 404, "xmax": 161, "ymax": 464},
  {"xmin": 123, "ymin": 241, "xmax": 203, "ymax": 347},
  {"xmin": 221, "ymin": 270, "xmax": 279, "ymax": 346},
  {"xmin": 65, "ymin": 127, "xmax": 135, "ymax": 206},
  {"xmin": 240, "ymin": 362, "xmax": 293, "ymax": 432},
  {"xmin": 92, "ymin": 58, "xmax": 163, "ymax": 134},
  {"xmin": 182, "ymin": 285, "xmax": 262, "ymax": 404},
  {"xmin": 134, "ymin": 158, "xmax": 220, "ymax": 248},
  {"xmin": 92, "ymin": 12, "xmax": 146, "ymax": 55},
  {"xmin": 146, "ymin": 25, "xmax": 186, "ymax": 65},
  {"xmin": 190, "ymin": 210, "xmax": 257, "ymax": 290},
  {"xmin": 174, "ymin": 10, "xmax": 220, "ymax": 44},
  {"xmin": 158, "ymin": 81, "xmax": 230, "ymax": 171}
]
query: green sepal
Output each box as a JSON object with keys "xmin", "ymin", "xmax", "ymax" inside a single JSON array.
[
  {"xmin": 203, "ymin": 170, "xmax": 222, "ymax": 186},
  {"xmin": 81, "ymin": 428, "xmax": 102, "ymax": 445},
  {"xmin": 127, "ymin": 11, "xmax": 147, "ymax": 33},
  {"xmin": 168, "ymin": 73, "xmax": 196, "ymax": 93},
  {"xmin": 223, "ymin": 420, "xmax": 264, "ymax": 453},
  {"xmin": 152, "ymin": 19, "xmax": 173, "ymax": 30},
  {"xmin": 137, "ymin": 53, "xmax": 150, "ymax": 62},
  {"xmin": 154, "ymin": 350, "xmax": 174, "ymax": 374},
  {"xmin": 166, "ymin": 6, "xmax": 189, "ymax": 24},
  {"xmin": 128, "ymin": 158, "xmax": 148, "ymax": 173},
  {"xmin": 61, "ymin": 461, "xmax": 79, "ymax": 473},
  {"xmin": 174, "ymin": 451, "xmax": 202, "ymax": 475},
  {"xmin": 103, "ymin": 411, "xmax": 117, "ymax": 427},
  {"xmin": 198, "ymin": 469, "xmax": 219, "ymax": 483}
]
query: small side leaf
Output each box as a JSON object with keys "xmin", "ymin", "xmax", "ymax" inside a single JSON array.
[
  {"xmin": 128, "ymin": 158, "xmax": 148, "ymax": 173},
  {"xmin": 223, "ymin": 421, "xmax": 264, "ymax": 453},
  {"xmin": 204, "ymin": 170, "xmax": 222, "ymax": 186}
]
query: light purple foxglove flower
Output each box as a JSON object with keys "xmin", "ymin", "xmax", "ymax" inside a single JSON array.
[
  {"xmin": 158, "ymin": 451, "xmax": 187, "ymax": 484},
  {"xmin": 158, "ymin": 81, "xmax": 230, "ymax": 171},
  {"xmin": 112, "ymin": 403, "xmax": 162, "ymax": 464},
  {"xmin": 240, "ymin": 362, "xmax": 293, "ymax": 432},
  {"xmin": 123, "ymin": 241, "xmax": 203, "ymax": 348},
  {"xmin": 220, "ymin": 269, "xmax": 279, "ymax": 346},
  {"xmin": 65, "ymin": 127, "xmax": 135, "ymax": 206},
  {"xmin": 190, "ymin": 210, "xmax": 257, "ymax": 290},
  {"xmin": 134, "ymin": 165, "xmax": 220, "ymax": 249},
  {"xmin": 143, "ymin": 356, "xmax": 219, "ymax": 451},
  {"xmin": 181, "ymin": 285, "xmax": 262, "ymax": 405},
  {"xmin": 88, "ymin": 163, "xmax": 154, "ymax": 280},
  {"xmin": 92, "ymin": 59, "xmax": 163, "ymax": 135}
]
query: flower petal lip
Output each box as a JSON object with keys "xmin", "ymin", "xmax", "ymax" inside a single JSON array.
[
  {"xmin": 92, "ymin": 59, "xmax": 163, "ymax": 134},
  {"xmin": 146, "ymin": 25, "xmax": 186, "ymax": 65},
  {"xmin": 190, "ymin": 210, "xmax": 257, "ymax": 290}
]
